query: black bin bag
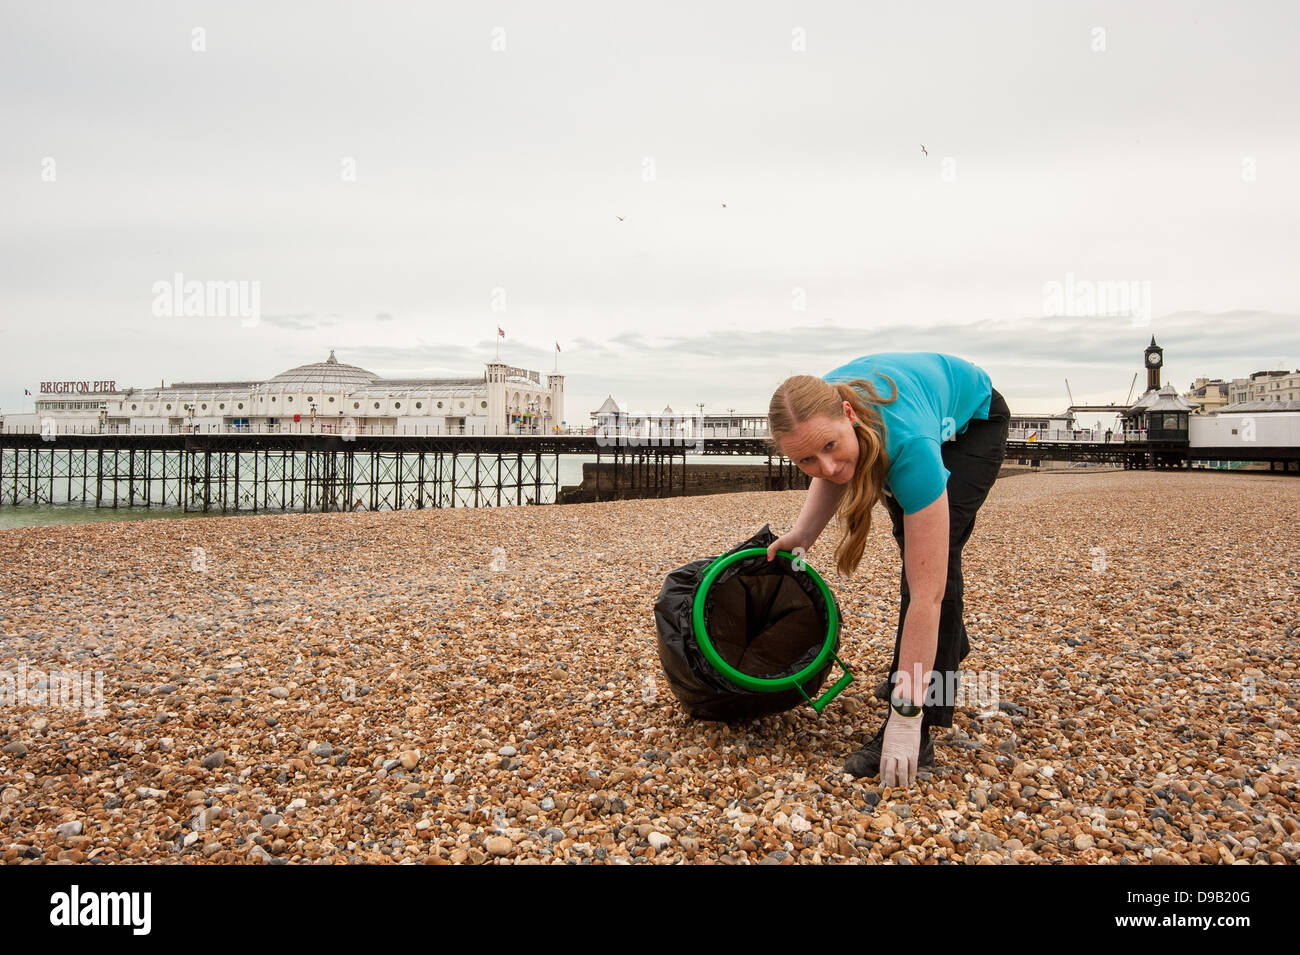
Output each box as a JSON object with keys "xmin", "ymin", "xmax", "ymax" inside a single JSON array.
[{"xmin": 653, "ymin": 524, "xmax": 853, "ymax": 721}]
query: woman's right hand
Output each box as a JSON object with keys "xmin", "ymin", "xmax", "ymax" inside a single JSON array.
[{"xmin": 766, "ymin": 525, "xmax": 816, "ymax": 564}]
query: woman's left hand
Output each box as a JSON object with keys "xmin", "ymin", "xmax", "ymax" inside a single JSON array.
[{"xmin": 880, "ymin": 708, "xmax": 924, "ymax": 788}]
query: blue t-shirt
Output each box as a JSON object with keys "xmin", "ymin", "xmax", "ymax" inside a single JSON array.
[{"xmin": 820, "ymin": 352, "xmax": 993, "ymax": 514}]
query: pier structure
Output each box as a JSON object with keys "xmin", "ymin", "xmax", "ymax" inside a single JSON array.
[
  {"xmin": 0, "ymin": 432, "xmax": 812, "ymax": 513},
  {"xmin": 3, "ymin": 425, "xmax": 1295, "ymax": 515}
]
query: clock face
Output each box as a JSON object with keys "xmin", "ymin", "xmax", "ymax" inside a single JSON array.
[{"xmin": 1147, "ymin": 352, "xmax": 1161, "ymax": 366}]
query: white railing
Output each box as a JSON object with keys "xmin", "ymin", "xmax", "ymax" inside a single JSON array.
[
  {"xmin": 0, "ymin": 423, "xmax": 600, "ymax": 438},
  {"xmin": 1007, "ymin": 428, "xmax": 1143, "ymax": 444},
  {"xmin": 0, "ymin": 422, "xmax": 1154, "ymax": 443}
]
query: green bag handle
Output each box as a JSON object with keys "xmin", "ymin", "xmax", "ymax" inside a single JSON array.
[{"xmin": 691, "ymin": 546, "xmax": 854, "ymax": 712}]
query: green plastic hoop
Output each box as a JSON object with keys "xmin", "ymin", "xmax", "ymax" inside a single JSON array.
[{"xmin": 690, "ymin": 547, "xmax": 854, "ymax": 712}]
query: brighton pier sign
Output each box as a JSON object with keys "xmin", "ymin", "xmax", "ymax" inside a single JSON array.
[
  {"xmin": 505, "ymin": 366, "xmax": 541, "ymax": 384},
  {"xmin": 40, "ymin": 380, "xmax": 118, "ymax": 394}
]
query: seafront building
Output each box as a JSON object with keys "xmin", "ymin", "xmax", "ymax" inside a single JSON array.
[
  {"xmin": 1182, "ymin": 377, "xmax": 1230, "ymax": 414},
  {"xmin": 1226, "ymin": 369, "xmax": 1300, "ymax": 405},
  {"xmin": 11, "ymin": 351, "xmax": 565, "ymax": 436}
]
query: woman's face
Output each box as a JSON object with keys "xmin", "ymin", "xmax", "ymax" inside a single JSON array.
[{"xmin": 780, "ymin": 400, "xmax": 860, "ymax": 484}]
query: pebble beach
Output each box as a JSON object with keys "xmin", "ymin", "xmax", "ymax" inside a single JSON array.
[{"xmin": 1, "ymin": 469, "xmax": 1297, "ymax": 865}]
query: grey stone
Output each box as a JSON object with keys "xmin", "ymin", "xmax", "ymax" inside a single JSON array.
[
  {"xmin": 55, "ymin": 820, "xmax": 84, "ymax": 839},
  {"xmin": 202, "ymin": 750, "xmax": 226, "ymax": 769}
]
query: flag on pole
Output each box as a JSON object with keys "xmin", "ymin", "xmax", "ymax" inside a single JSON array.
[
  {"xmin": 498, "ymin": 327, "xmax": 505, "ymax": 338},
  {"xmin": 555, "ymin": 341, "xmax": 561, "ymax": 353},
  {"xmin": 24, "ymin": 388, "xmax": 32, "ymax": 395}
]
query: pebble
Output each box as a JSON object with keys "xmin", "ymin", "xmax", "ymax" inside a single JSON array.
[
  {"xmin": 202, "ymin": 750, "xmax": 226, "ymax": 769},
  {"xmin": 0, "ymin": 471, "xmax": 1293, "ymax": 865},
  {"xmin": 55, "ymin": 820, "xmax": 84, "ymax": 839}
]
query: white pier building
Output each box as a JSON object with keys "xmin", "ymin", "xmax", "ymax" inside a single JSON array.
[{"xmin": 12, "ymin": 351, "xmax": 566, "ymax": 436}]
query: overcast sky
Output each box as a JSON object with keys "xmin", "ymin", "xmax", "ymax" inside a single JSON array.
[{"xmin": 3, "ymin": 0, "xmax": 1298, "ymax": 425}]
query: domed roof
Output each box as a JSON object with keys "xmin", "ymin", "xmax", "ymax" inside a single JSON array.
[{"xmin": 265, "ymin": 350, "xmax": 378, "ymax": 391}]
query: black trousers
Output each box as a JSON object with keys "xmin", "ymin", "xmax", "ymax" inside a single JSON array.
[{"xmin": 883, "ymin": 387, "xmax": 1009, "ymax": 733}]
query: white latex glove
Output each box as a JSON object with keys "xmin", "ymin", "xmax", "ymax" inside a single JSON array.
[{"xmin": 880, "ymin": 707, "xmax": 924, "ymax": 788}]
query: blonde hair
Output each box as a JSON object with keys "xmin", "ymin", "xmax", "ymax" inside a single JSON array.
[{"xmin": 767, "ymin": 374, "xmax": 898, "ymax": 577}]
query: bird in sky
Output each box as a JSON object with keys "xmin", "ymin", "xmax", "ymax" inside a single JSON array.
[
  {"xmin": 616, "ymin": 216, "xmax": 624, "ymax": 221},
  {"xmin": 920, "ymin": 144, "xmax": 928, "ymax": 156},
  {"xmin": 721, "ymin": 203, "xmax": 726, "ymax": 208}
]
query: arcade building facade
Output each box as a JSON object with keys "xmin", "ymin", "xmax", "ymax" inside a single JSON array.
[{"xmin": 17, "ymin": 352, "xmax": 566, "ymax": 436}]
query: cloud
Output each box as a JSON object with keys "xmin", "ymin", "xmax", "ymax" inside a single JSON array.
[
  {"xmin": 558, "ymin": 310, "xmax": 1300, "ymax": 416},
  {"xmin": 258, "ymin": 313, "xmax": 342, "ymax": 331}
]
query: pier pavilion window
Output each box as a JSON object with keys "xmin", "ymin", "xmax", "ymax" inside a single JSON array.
[
  {"xmin": 131, "ymin": 404, "xmax": 137, "ymax": 410},
  {"xmin": 415, "ymin": 402, "xmax": 422, "ymax": 409},
  {"xmin": 201, "ymin": 404, "xmax": 207, "ymax": 410},
  {"xmin": 394, "ymin": 402, "xmax": 401, "ymax": 409},
  {"xmin": 437, "ymin": 402, "xmax": 443, "ymax": 408},
  {"xmin": 219, "ymin": 404, "xmax": 225, "ymax": 410},
  {"xmin": 481, "ymin": 401, "xmax": 487, "ymax": 408},
  {"xmin": 166, "ymin": 404, "xmax": 172, "ymax": 411},
  {"xmin": 328, "ymin": 397, "xmax": 334, "ymax": 403},
  {"xmin": 353, "ymin": 402, "xmax": 360, "ymax": 409},
  {"xmin": 373, "ymin": 402, "xmax": 380, "ymax": 409}
]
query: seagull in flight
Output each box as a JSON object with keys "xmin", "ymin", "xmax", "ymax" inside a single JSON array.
[
  {"xmin": 920, "ymin": 144, "xmax": 928, "ymax": 157},
  {"xmin": 616, "ymin": 216, "xmax": 624, "ymax": 221},
  {"xmin": 721, "ymin": 203, "xmax": 726, "ymax": 208}
]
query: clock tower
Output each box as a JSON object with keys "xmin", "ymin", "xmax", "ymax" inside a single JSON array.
[{"xmin": 1143, "ymin": 335, "xmax": 1163, "ymax": 392}]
